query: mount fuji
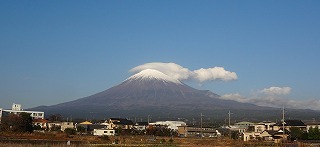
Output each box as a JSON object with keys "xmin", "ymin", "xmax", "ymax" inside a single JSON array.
[{"xmin": 31, "ymin": 69, "xmax": 320, "ymax": 121}]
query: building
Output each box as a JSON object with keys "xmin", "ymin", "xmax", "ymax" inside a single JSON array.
[
  {"xmin": 259, "ymin": 129, "xmax": 289, "ymax": 143},
  {"xmin": 61, "ymin": 122, "xmax": 74, "ymax": 131},
  {"xmin": 106, "ymin": 118, "xmax": 134, "ymax": 129},
  {"xmin": 273, "ymin": 120, "xmax": 307, "ymax": 132},
  {"xmin": 234, "ymin": 121, "xmax": 255, "ymax": 133},
  {"xmin": 33, "ymin": 118, "xmax": 49, "ymax": 130},
  {"xmin": 304, "ymin": 121, "xmax": 320, "ymax": 132},
  {"xmin": 134, "ymin": 122, "xmax": 149, "ymax": 131},
  {"xmin": 254, "ymin": 121, "xmax": 276, "ymax": 133},
  {"xmin": 1, "ymin": 103, "xmax": 44, "ymax": 119},
  {"xmin": 93, "ymin": 128, "xmax": 115, "ymax": 136},
  {"xmin": 0, "ymin": 108, "xmax": 2, "ymax": 124},
  {"xmin": 242, "ymin": 121, "xmax": 291, "ymax": 142},
  {"xmin": 178, "ymin": 125, "xmax": 220, "ymax": 137},
  {"xmin": 48, "ymin": 122, "xmax": 62, "ymax": 130},
  {"xmin": 76, "ymin": 121, "xmax": 107, "ymax": 132},
  {"xmin": 150, "ymin": 121, "xmax": 186, "ymax": 130}
]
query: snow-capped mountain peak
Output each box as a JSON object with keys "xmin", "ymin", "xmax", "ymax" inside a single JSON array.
[{"xmin": 127, "ymin": 69, "xmax": 182, "ymax": 84}]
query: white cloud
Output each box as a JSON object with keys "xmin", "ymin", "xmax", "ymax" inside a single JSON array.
[
  {"xmin": 221, "ymin": 93, "xmax": 249, "ymax": 103},
  {"xmin": 130, "ymin": 62, "xmax": 238, "ymax": 82},
  {"xmin": 193, "ymin": 67, "xmax": 238, "ymax": 82},
  {"xmin": 129, "ymin": 62, "xmax": 192, "ymax": 80},
  {"xmin": 221, "ymin": 87, "xmax": 320, "ymax": 110},
  {"xmin": 260, "ymin": 87, "xmax": 292, "ymax": 95}
]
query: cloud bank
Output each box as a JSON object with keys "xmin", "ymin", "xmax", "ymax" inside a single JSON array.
[
  {"xmin": 260, "ymin": 87, "xmax": 292, "ymax": 95},
  {"xmin": 221, "ymin": 86, "xmax": 320, "ymax": 110},
  {"xmin": 130, "ymin": 62, "xmax": 237, "ymax": 82}
]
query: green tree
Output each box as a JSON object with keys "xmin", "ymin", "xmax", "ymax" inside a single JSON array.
[
  {"xmin": 290, "ymin": 127, "xmax": 303, "ymax": 140},
  {"xmin": 308, "ymin": 126, "xmax": 320, "ymax": 140}
]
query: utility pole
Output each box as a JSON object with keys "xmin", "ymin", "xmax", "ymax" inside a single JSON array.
[
  {"xmin": 228, "ymin": 111, "xmax": 232, "ymax": 139},
  {"xmin": 200, "ymin": 113, "xmax": 204, "ymax": 138},
  {"xmin": 282, "ymin": 106, "xmax": 285, "ymax": 140},
  {"xmin": 228, "ymin": 111, "xmax": 232, "ymax": 127}
]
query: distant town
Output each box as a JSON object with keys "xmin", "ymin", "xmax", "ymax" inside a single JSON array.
[{"xmin": 1, "ymin": 103, "xmax": 320, "ymax": 146}]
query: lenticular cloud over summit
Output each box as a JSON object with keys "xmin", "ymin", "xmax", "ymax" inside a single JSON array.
[{"xmin": 129, "ymin": 62, "xmax": 238, "ymax": 82}]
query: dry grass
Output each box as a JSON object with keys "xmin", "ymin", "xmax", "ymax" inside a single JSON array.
[{"xmin": 0, "ymin": 132, "xmax": 286, "ymax": 147}]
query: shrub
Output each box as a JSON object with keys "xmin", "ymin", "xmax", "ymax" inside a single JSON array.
[{"xmin": 64, "ymin": 128, "xmax": 76, "ymax": 135}]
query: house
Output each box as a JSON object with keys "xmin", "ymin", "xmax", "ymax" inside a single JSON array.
[
  {"xmin": 33, "ymin": 118, "xmax": 48, "ymax": 130},
  {"xmin": 150, "ymin": 121, "xmax": 186, "ymax": 131},
  {"xmin": 242, "ymin": 132, "xmax": 258, "ymax": 141},
  {"xmin": 304, "ymin": 121, "xmax": 320, "ymax": 132},
  {"xmin": 61, "ymin": 122, "xmax": 74, "ymax": 131},
  {"xmin": 93, "ymin": 128, "xmax": 115, "ymax": 136},
  {"xmin": 260, "ymin": 129, "xmax": 289, "ymax": 143},
  {"xmin": 76, "ymin": 121, "xmax": 108, "ymax": 132},
  {"xmin": 47, "ymin": 121, "xmax": 62, "ymax": 131},
  {"xmin": 177, "ymin": 125, "xmax": 220, "ymax": 137},
  {"xmin": 106, "ymin": 118, "xmax": 134, "ymax": 129},
  {"xmin": 242, "ymin": 128, "xmax": 289, "ymax": 142},
  {"xmin": 1, "ymin": 103, "xmax": 44, "ymax": 119},
  {"xmin": 254, "ymin": 121, "xmax": 276, "ymax": 133},
  {"xmin": 274, "ymin": 120, "xmax": 307, "ymax": 132},
  {"xmin": 134, "ymin": 122, "xmax": 149, "ymax": 131},
  {"xmin": 234, "ymin": 121, "xmax": 254, "ymax": 133}
]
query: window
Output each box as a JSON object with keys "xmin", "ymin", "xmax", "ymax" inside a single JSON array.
[
  {"xmin": 104, "ymin": 131, "xmax": 108, "ymax": 133},
  {"xmin": 110, "ymin": 131, "xmax": 113, "ymax": 133}
]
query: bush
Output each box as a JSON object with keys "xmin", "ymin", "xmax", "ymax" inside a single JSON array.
[{"xmin": 64, "ymin": 128, "xmax": 76, "ymax": 135}]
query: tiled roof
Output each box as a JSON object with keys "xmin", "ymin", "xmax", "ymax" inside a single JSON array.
[
  {"xmin": 110, "ymin": 118, "xmax": 133, "ymax": 125},
  {"xmin": 276, "ymin": 120, "xmax": 306, "ymax": 126}
]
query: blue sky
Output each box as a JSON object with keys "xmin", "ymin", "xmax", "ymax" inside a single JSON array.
[{"xmin": 0, "ymin": 0, "xmax": 319, "ymax": 109}]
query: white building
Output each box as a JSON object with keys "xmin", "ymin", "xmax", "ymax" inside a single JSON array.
[
  {"xmin": 93, "ymin": 128, "xmax": 115, "ymax": 136},
  {"xmin": 61, "ymin": 122, "xmax": 74, "ymax": 131},
  {"xmin": 1, "ymin": 103, "xmax": 44, "ymax": 119},
  {"xmin": 150, "ymin": 121, "xmax": 186, "ymax": 130},
  {"xmin": 0, "ymin": 108, "xmax": 2, "ymax": 124},
  {"xmin": 254, "ymin": 121, "xmax": 276, "ymax": 133}
]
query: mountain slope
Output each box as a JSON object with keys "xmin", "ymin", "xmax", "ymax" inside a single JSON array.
[{"xmin": 31, "ymin": 69, "xmax": 320, "ymax": 120}]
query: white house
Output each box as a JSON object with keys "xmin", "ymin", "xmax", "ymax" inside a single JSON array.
[
  {"xmin": 254, "ymin": 121, "xmax": 276, "ymax": 133},
  {"xmin": 304, "ymin": 121, "xmax": 320, "ymax": 132},
  {"xmin": 93, "ymin": 128, "xmax": 115, "ymax": 136},
  {"xmin": 61, "ymin": 122, "xmax": 74, "ymax": 131},
  {"xmin": 150, "ymin": 121, "xmax": 186, "ymax": 130},
  {"xmin": 134, "ymin": 122, "xmax": 149, "ymax": 131}
]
